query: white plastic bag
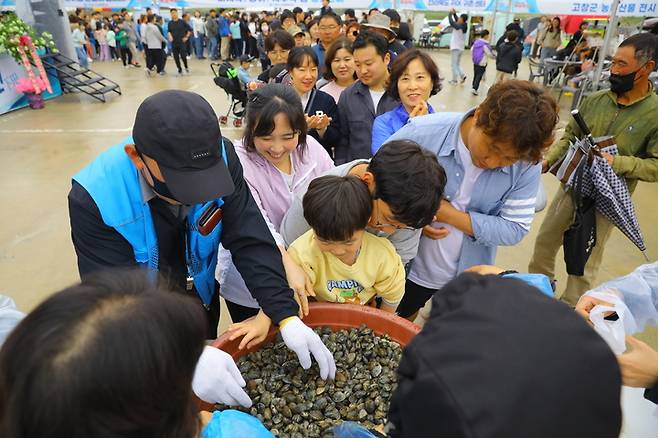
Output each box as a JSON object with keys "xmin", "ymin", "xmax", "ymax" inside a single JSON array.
[{"xmin": 587, "ymin": 291, "xmax": 637, "ymax": 354}]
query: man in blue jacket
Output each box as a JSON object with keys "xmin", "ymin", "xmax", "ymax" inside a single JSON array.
[
  {"xmin": 68, "ymin": 90, "xmax": 335, "ymax": 392},
  {"xmin": 386, "ymin": 80, "xmax": 559, "ymax": 320}
]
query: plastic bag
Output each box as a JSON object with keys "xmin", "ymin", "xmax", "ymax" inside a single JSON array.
[
  {"xmin": 333, "ymin": 422, "xmax": 379, "ymax": 438},
  {"xmin": 587, "ymin": 291, "xmax": 637, "ymax": 354},
  {"xmin": 201, "ymin": 410, "xmax": 274, "ymax": 438}
]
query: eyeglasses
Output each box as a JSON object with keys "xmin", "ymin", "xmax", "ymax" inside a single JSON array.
[
  {"xmin": 373, "ymin": 221, "xmax": 416, "ymax": 231},
  {"xmin": 269, "ymin": 49, "xmax": 290, "ymax": 57},
  {"xmin": 319, "ymin": 25, "xmax": 339, "ymax": 32}
]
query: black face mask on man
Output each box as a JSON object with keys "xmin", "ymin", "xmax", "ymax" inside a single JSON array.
[
  {"xmin": 138, "ymin": 152, "xmax": 178, "ymax": 202},
  {"xmin": 609, "ymin": 64, "xmax": 645, "ymax": 95}
]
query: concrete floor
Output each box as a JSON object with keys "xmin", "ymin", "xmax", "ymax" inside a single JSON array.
[{"xmin": 1, "ymin": 49, "xmax": 656, "ymax": 345}]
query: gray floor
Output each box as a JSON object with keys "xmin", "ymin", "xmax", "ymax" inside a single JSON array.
[{"xmin": 1, "ymin": 49, "xmax": 656, "ymax": 345}]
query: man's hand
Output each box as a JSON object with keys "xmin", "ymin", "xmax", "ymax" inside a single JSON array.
[
  {"xmin": 465, "ymin": 265, "xmax": 505, "ymax": 275},
  {"xmin": 168, "ymin": 34, "xmax": 174, "ymax": 42},
  {"xmin": 541, "ymin": 159, "xmax": 550, "ymax": 174},
  {"xmin": 192, "ymin": 346, "xmax": 252, "ymax": 407},
  {"xmin": 600, "ymin": 152, "xmax": 615, "ymax": 166},
  {"xmin": 618, "ymin": 336, "xmax": 658, "ymax": 388},
  {"xmin": 408, "ymin": 101, "xmax": 428, "ymax": 119},
  {"xmin": 435, "ymin": 200, "xmax": 455, "ymax": 224},
  {"xmin": 575, "ymin": 294, "xmax": 613, "ymax": 320},
  {"xmin": 227, "ymin": 310, "xmax": 272, "ymax": 350},
  {"xmin": 422, "ymin": 224, "xmax": 449, "ymax": 240},
  {"xmin": 280, "ymin": 316, "xmax": 336, "ymax": 380}
]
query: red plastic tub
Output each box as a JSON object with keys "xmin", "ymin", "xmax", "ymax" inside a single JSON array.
[{"xmin": 212, "ymin": 302, "xmax": 421, "ymax": 360}]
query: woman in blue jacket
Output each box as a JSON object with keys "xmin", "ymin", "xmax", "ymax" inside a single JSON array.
[{"xmin": 371, "ymin": 49, "xmax": 441, "ymax": 154}]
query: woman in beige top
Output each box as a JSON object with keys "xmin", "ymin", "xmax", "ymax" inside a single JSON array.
[{"xmin": 537, "ymin": 16, "xmax": 562, "ymax": 60}]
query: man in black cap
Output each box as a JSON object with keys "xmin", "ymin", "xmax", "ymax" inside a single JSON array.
[
  {"xmin": 68, "ymin": 90, "xmax": 335, "ymax": 390},
  {"xmin": 334, "ymin": 273, "xmax": 622, "ymax": 438}
]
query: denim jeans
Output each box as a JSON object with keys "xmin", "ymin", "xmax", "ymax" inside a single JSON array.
[
  {"xmin": 193, "ymin": 35, "xmax": 205, "ymax": 58},
  {"xmin": 450, "ymin": 49, "xmax": 465, "ymax": 82},
  {"xmin": 75, "ymin": 47, "xmax": 88, "ymax": 68},
  {"xmin": 208, "ymin": 36, "xmax": 218, "ymax": 59}
]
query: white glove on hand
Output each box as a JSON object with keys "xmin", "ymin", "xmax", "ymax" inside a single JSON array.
[
  {"xmin": 192, "ymin": 346, "xmax": 252, "ymax": 408},
  {"xmin": 280, "ymin": 316, "xmax": 336, "ymax": 380}
]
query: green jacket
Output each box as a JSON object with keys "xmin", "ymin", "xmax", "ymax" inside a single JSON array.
[
  {"xmin": 116, "ymin": 29, "xmax": 129, "ymax": 48},
  {"xmin": 546, "ymin": 84, "xmax": 658, "ymax": 192}
]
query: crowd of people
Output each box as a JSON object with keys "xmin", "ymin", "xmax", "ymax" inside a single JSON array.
[{"xmin": 2, "ymin": 4, "xmax": 658, "ymax": 438}]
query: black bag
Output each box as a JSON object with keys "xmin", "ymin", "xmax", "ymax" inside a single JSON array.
[{"xmin": 563, "ymin": 156, "xmax": 597, "ymax": 276}]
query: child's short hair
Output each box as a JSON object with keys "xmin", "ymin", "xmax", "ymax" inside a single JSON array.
[
  {"xmin": 506, "ymin": 30, "xmax": 518, "ymax": 42},
  {"xmin": 480, "ymin": 29, "xmax": 490, "ymax": 37},
  {"xmin": 303, "ymin": 175, "xmax": 372, "ymax": 242}
]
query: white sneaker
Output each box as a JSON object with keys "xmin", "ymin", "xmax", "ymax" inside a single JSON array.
[
  {"xmin": 471, "ymin": 89, "xmax": 478, "ymax": 95},
  {"xmin": 185, "ymin": 68, "xmax": 190, "ymax": 74}
]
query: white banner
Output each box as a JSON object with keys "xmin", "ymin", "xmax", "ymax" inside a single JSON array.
[{"xmin": 406, "ymin": 0, "xmax": 657, "ymax": 14}]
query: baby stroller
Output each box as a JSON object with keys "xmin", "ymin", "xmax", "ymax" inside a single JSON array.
[{"xmin": 211, "ymin": 62, "xmax": 247, "ymax": 127}]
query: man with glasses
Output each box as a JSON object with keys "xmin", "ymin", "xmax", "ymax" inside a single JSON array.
[
  {"xmin": 257, "ymin": 30, "xmax": 295, "ymax": 82},
  {"xmin": 387, "ymin": 80, "xmax": 559, "ymax": 321},
  {"xmin": 281, "ymin": 140, "xmax": 446, "ymax": 269},
  {"xmin": 314, "ymin": 12, "xmax": 342, "ymax": 76}
]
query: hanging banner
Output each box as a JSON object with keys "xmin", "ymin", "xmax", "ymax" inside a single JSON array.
[
  {"xmin": 1, "ymin": 0, "xmax": 656, "ymax": 14},
  {"xmin": 0, "ymin": 54, "xmax": 62, "ymax": 115},
  {"xmin": 406, "ymin": 0, "xmax": 657, "ymax": 14}
]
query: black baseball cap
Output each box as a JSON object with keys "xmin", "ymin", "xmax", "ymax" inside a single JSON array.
[{"xmin": 132, "ymin": 90, "xmax": 234, "ymax": 205}]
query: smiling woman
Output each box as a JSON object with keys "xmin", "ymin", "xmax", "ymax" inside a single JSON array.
[
  {"xmin": 371, "ymin": 49, "xmax": 442, "ymax": 154},
  {"xmin": 287, "ymin": 46, "xmax": 341, "ymax": 158}
]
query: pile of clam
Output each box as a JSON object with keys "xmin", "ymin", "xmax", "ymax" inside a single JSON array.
[{"xmin": 217, "ymin": 325, "xmax": 402, "ymax": 437}]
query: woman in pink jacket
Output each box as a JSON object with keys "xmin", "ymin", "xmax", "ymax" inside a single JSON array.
[{"xmin": 217, "ymin": 84, "xmax": 334, "ymax": 343}]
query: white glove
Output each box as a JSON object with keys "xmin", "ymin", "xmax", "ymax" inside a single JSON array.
[
  {"xmin": 192, "ymin": 346, "xmax": 252, "ymax": 408},
  {"xmin": 279, "ymin": 316, "xmax": 336, "ymax": 380}
]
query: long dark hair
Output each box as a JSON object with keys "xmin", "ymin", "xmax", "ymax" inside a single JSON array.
[
  {"xmin": 242, "ymin": 83, "xmax": 308, "ymax": 156},
  {"xmin": 549, "ymin": 16, "xmax": 561, "ymax": 32},
  {"xmin": 0, "ymin": 269, "xmax": 206, "ymax": 438},
  {"xmin": 287, "ymin": 45, "xmax": 319, "ymax": 71}
]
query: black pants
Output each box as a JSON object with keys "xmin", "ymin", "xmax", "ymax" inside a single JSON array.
[
  {"xmin": 231, "ymin": 39, "xmax": 243, "ymax": 58},
  {"xmin": 109, "ymin": 46, "xmax": 119, "ymax": 60},
  {"xmin": 225, "ymin": 300, "xmax": 259, "ymax": 323},
  {"xmin": 472, "ymin": 64, "xmax": 487, "ymax": 91},
  {"xmin": 396, "ymin": 279, "xmax": 438, "ymax": 318},
  {"xmin": 172, "ymin": 44, "xmax": 188, "ymax": 73},
  {"xmin": 119, "ymin": 46, "xmax": 132, "ymax": 66},
  {"xmin": 147, "ymin": 48, "xmax": 164, "ymax": 73}
]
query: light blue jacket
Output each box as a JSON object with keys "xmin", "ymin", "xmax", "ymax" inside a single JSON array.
[
  {"xmin": 387, "ymin": 110, "xmax": 541, "ymax": 272},
  {"xmin": 371, "ymin": 103, "xmax": 435, "ymax": 155},
  {"xmin": 73, "ymin": 138, "xmax": 227, "ymax": 306}
]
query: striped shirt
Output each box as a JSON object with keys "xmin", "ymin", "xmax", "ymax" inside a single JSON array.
[{"xmin": 387, "ymin": 110, "xmax": 540, "ymax": 287}]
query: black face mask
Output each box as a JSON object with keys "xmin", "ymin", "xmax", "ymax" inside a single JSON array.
[
  {"xmin": 138, "ymin": 152, "xmax": 178, "ymax": 202},
  {"xmin": 609, "ymin": 65, "xmax": 644, "ymax": 95}
]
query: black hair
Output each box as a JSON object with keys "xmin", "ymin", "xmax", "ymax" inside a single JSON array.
[
  {"xmin": 287, "ymin": 46, "xmax": 319, "ymax": 70},
  {"xmin": 388, "ymin": 48, "xmax": 441, "ymax": 99},
  {"xmin": 368, "ymin": 8, "xmax": 380, "ymax": 15},
  {"xmin": 170, "ymin": 7, "xmax": 177, "ymax": 13},
  {"xmin": 0, "ymin": 269, "xmax": 206, "ymax": 438},
  {"xmin": 324, "ymin": 36, "xmax": 355, "ymax": 80},
  {"xmin": 368, "ymin": 140, "xmax": 446, "ymax": 228},
  {"xmin": 345, "ymin": 8, "xmax": 355, "ymax": 18},
  {"xmin": 265, "ymin": 29, "xmax": 295, "ymax": 52},
  {"xmin": 243, "ymin": 84, "xmax": 307, "ymax": 156},
  {"xmin": 480, "ymin": 29, "xmax": 490, "ymax": 37},
  {"xmin": 619, "ymin": 32, "xmax": 658, "ymax": 70},
  {"xmin": 382, "ymin": 9, "xmax": 401, "ymax": 24},
  {"xmin": 460, "ymin": 13, "xmax": 469, "ymax": 22},
  {"xmin": 280, "ymin": 10, "xmax": 295, "ymax": 24},
  {"xmin": 147, "ymin": 14, "xmax": 155, "ymax": 23},
  {"xmin": 506, "ymin": 30, "xmax": 518, "ymax": 42},
  {"xmin": 352, "ymin": 31, "xmax": 388, "ymax": 58},
  {"xmin": 292, "ymin": 7, "xmax": 303, "ymax": 14},
  {"xmin": 303, "ymin": 175, "xmax": 372, "ymax": 242},
  {"xmin": 319, "ymin": 11, "xmax": 342, "ymax": 26}
]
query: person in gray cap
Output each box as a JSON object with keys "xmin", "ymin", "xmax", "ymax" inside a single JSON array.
[{"xmin": 67, "ymin": 90, "xmax": 336, "ymax": 407}]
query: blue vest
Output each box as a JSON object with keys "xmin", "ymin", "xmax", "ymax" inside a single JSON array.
[{"xmin": 73, "ymin": 137, "xmax": 226, "ymax": 306}]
